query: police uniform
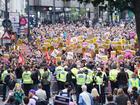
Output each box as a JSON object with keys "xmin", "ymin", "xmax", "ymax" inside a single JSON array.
[
  {"xmin": 109, "ymin": 69, "xmax": 119, "ymax": 90},
  {"xmin": 55, "ymin": 66, "xmax": 64, "ymax": 91},
  {"xmin": 22, "ymin": 71, "xmax": 33, "ymax": 96},
  {"xmin": 71, "ymin": 67, "xmax": 78, "ymax": 87},
  {"xmin": 1, "ymin": 70, "xmax": 8, "ymax": 101},
  {"xmin": 126, "ymin": 69, "xmax": 133, "ymax": 79},
  {"xmin": 1, "ymin": 70, "xmax": 8, "ymax": 82},
  {"xmin": 129, "ymin": 78, "xmax": 139, "ymax": 89},
  {"xmin": 76, "ymin": 71, "xmax": 86, "ymax": 101},
  {"xmin": 59, "ymin": 70, "xmax": 68, "ymax": 89},
  {"xmin": 95, "ymin": 71, "xmax": 106, "ymax": 103},
  {"xmin": 85, "ymin": 69, "xmax": 93, "ymax": 92},
  {"xmin": 137, "ymin": 69, "xmax": 140, "ymax": 79}
]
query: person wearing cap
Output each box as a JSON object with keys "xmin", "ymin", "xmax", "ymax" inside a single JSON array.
[
  {"xmin": 76, "ymin": 70, "xmax": 86, "ymax": 102},
  {"xmin": 95, "ymin": 67, "xmax": 106, "ymax": 103},
  {"xmin": 71, "ymin": 64, "xmax": 78, "ymax": 88},
  {"xmin": 54, "ymin": 61, "xmax": 64, "ymax": 91},
  {"xmin": 58, "ymin": 66, "xmax": 68, "ymax": 89},
  {"xmin": 22, "ymin": 65, "xmax": 33, "ymax": 96},
  {"xmin": 128, "ymin": 74, "xmax": 140, "ymax": 90},
  {"xmin": 28, "ymin": 89, "xmax": 38, "ymax": 105},
  {"xmin": 84, "ymin": 67, "xmax": 93, "ymax": 93}
]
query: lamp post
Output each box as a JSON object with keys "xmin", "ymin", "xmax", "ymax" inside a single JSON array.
[
  {"xmin": 5, "ymin": 0, "xmax": 8, "ymax": 30},
  {"xmin": 27, "ymin": 0, "xmax": 30, "ymax": 41},
  {"xmin": 52, "ymin": 0, "xmax": 56, "ymax": 24}
]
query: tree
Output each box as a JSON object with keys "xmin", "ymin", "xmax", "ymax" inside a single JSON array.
[{"xmin": 78, "ymin": 0, "xmax": 140, "ymax": 48}]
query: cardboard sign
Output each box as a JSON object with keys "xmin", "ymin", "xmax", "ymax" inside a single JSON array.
[
  {"xmin": 67, "ymin": 52, "xmax": 74, "ymax": 60},
  {"xmin": 111, "ymin": 51, "xmax": 116, "ymax": 58},
  {"xmin": 117, "ymin": 55, "xmax": 124, "ymax": 62},
  {"xmin": 51, "ymin": 49, "xmax": 59, "ymax": 58},
  {"xmin": 54, "ymin": 95, "xmax": 70, "ymax": 105},
  {"xmin": 82, "ymin": 42, "xmax": 88, "ymax": 48}
]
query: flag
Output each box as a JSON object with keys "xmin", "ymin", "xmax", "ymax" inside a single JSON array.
[
  {"xmin": 18, "ymin": 53, "xmax": 25, "ymax": 65},
  {"xmin": 66, "ymin": 34, "xmax": 71, "ymax": 45},
  {"xmin": 45, "ymin": 50, "xmax": 51, "ymax": 63}
]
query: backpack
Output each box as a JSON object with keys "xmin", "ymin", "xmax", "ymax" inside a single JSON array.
[{"xmin": 32, "ymin": 97, "xmax": 48, "ymax": 105}]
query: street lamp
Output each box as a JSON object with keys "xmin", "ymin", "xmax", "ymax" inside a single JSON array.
[
  {"xmin": 53, "ymin": 0, "xmax": 56, "ymax": 24},
  {"xmin": 27, "ymin": 0, "xmax": 30, "ymax": 41}
]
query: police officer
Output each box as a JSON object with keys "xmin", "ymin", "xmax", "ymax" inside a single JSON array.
[
  {"xmin": 59, "ymin": 67, "xmax": 68, "ymax": 89},
  {"xmin": 55, "ymin": 61, "xmax": 64, "ymax": 91},
  {"xmin": 129, "ymin": 74, "xmax": 140, "ymax": 89},
  {"xmin": 76, "ymin": 69, "xmax": 86, "ymax": 101},
  {"xmin": 95, "ymin": 68, "xmax": 106, "ymax": 104},
  {"xmin": 71, "ymin": 64, "xmax": 78, "ymax": 88},
  {"xmin": 125, "ymin": 68, "xmax": 134, "ymax": 79},
  {"xmin": 22, "ymin": 65, "xmax": 33, "ymax": 96},
  {"xmin": 84, "ymin": 68, "xmax": 93, "ymax": 93},
  {"xmin": 41, "ymin": 67, "xmax": 51, "ymax": 99},
  {"xmin": 109, "ymin": 64, "xmax": 119, "ymax": 91},
  {"xmin": 1, "ymin": 67, "xmax": 8, "ymax": 101}
]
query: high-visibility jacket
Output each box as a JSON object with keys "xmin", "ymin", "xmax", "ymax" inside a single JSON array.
[
  {"xmin": 109, "ymin": 69, "xmax": 119, "ymax": 81},
  {"xmin": 129, "ymin": 78, "xmax": 139, "ymax": 88},
  {"xmin": 39, "ymin": 68, "xmax": 44, "ymax": 79},
  {"xmin": 22, "ymin": 71, "xmax": 33, "ymax": 84},
  {"xmin": 48, "ymin": 70, "xmax": 52, "ymax": 82},
  {"xmin": 1, "ymin": 70, "xmax": 8, "ymax": 82},
  {"xmin": 55, "ymin": 66, "xmax": 64, "ymax": 81},
  {"xmin": 76, "ymin": 73, "xmax": 86, "ymax": 85},
  {"xmin": 85, "ymin": 74, "xmax": 93, "ymax": 84},
  {"xmin": 137, "ymin": 69, "xmax": 140, "ymax": 79},
  {"xmin": 126, "ymin": 70, "xmax": 133, "ymax": 78},
  {"xmin": 59, "ymin": 71, "xmax": 68, "ymax": 82},
  {"xmin": 96, "ymin": 76, "xmax": 103, "ymax": 85},
  {"xmin": 71, "ymin": 68, "xmax": 78, "ymax": 79},
  {"xmin": 86, "ymin": 70, "xmax": 93, "ymax": 84}
]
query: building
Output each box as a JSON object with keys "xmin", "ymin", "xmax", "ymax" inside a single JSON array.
[
  {"xmin": 9, "ymin": 0, "xmax": 26, "ymax": 14},
  {"xmin": 29, "ymin": 0, "xmax": 95, "ymax": 23},
  {"xmin": 0, "ymin": 0, "xmax": 5, "ymax": 18}
]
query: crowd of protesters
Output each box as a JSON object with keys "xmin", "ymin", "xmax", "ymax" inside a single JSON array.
[{"xmin": 0, "ymin": 21, "xmax": 140, "ymax": 105}]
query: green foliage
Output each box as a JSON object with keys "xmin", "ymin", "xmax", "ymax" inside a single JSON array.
[
  {"xmin": 78, "ymin": 0, "xmax": 134, "ymax": 12},
  {"xmin": 71, "ymin": 7, "xmax": 79, "ymax": 21}
]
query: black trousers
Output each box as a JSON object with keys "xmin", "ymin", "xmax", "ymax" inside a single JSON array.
[
  {"xmin": 2, "ymin": 83, "xmax": 7, "ymax": 101},
  {"xmin": 42, "ymin": 84, "xmax": 50, "ymax": 100},
  {"xmin": 76, "ymin": 85, "xmax": 82, "ymax": 103},
  {"xmin": 86, "ymin": 83, "xmax": 93, "ymax": 93},
  {"xmin": 23, "ymin": 84, "xmax": 32, "ymax": 96},
  {"xmin": 110, "ymin": 80, "xmax": 117, "ymax": 92}
]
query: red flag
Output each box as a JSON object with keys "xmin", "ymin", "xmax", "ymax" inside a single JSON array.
[
  {"xmin": 18, "ymin": 53, "xmax": 25, "ymax": 65},
  {"xmin": 66, "ymin": 35, "xmax": 71, "ymax": 45},
  {"xmin": 45, "ymin": 50, "xmax": 50, "ymax": 63}
]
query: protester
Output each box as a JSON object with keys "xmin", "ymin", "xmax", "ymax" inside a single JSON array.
[
  {"xmin": 0, "ymin": 21, "xmax": 139, "ymax": 105},
  {"xmin": 78, "ymin": 85, "xmax": 94, "ymax": 105},
  {"xmin": 13, "ymin": 83, "xmax": 24, "ymax": 105},
  {"xmin": 35, "ymin": 84, "xmax": 47, "ymax": 104},
  {"xmin": 28, "ymin": 89, "xmax": 38, "ymax": 105},
  {"xmin": 115, "ymin": 88, "xmax": 129, "ymax": 105},
  {"xmin": 23, "ymin": 96, "xmax": 29, "ymax": 105},
  {"xmin": 4, "ymin": 96, "xmax": 15, "ymax": 105},
  {"xmin": 106, "ymin": 94, "xmax": 117, "ymax": 105}
]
